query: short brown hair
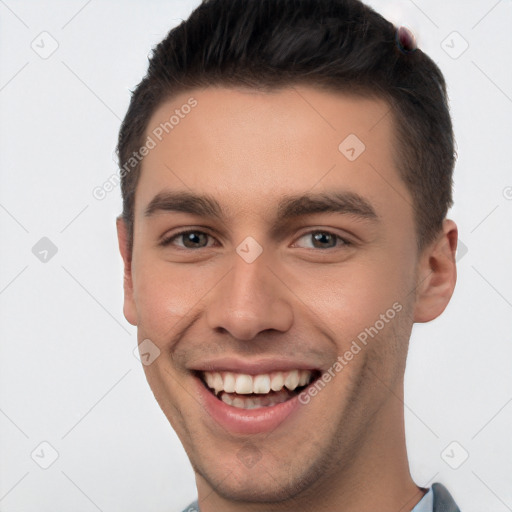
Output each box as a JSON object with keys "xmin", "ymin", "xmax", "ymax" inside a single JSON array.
[{"xmin": 117, "ymin": 0, "xmax": 456, "ymax": 256}]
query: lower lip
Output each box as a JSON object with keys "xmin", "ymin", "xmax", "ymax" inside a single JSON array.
[{"xmin": 194, "ymin": 376, "xmax": 306, "ymax": 435}]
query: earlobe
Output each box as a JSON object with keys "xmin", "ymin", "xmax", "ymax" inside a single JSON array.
[
  {"xmin": 116, "ymin": 216, "xmax": 138, "ymax": 326},
  {"xmin": 413, "ymin": 219, "xmax": 458, "ymax": 323}
]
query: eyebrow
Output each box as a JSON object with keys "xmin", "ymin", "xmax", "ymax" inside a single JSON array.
[{"xmin": 144, "ymin": 189, "xmax": 379, "ymax": 234}]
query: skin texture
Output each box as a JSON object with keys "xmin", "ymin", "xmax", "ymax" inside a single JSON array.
[{"xmin": 116, "ymin": 86, "xmax": 458, "ymax": 512}]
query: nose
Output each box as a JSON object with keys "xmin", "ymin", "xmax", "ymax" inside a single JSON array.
[{"xmin": 206, "ymin": 252, "xmax": 294, "ymax": 341}]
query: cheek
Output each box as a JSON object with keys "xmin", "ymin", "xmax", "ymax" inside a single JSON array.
[
  {"xmin": 131, "ymin": 259, "xmax": 210, "ymax": 344},
  {"xmin": 292, "ymin": 258, "xmax": 411, "ymax": 343}
]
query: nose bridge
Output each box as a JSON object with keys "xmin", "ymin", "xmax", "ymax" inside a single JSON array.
[{"xmin": 206, "ymin": 248, "xmax": 293, "ymax": 340}]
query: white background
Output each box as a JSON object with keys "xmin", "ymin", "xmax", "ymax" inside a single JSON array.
[{"xmin": 0, "ymin": 0, "xmax": 511, "ymax": 511}]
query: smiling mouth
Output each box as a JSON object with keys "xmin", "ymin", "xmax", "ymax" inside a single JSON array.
[{"xmin": 196, "ymin": 369, "xmax": 322, "ymax": 409}]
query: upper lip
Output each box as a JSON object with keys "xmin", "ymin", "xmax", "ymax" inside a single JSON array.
[{"xmin": 190, "ymin": 357, "xmax": 323, "ymax": 376}]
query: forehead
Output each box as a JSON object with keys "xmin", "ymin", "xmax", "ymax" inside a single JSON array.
[{"xmin": 135, "ymin": 85, "xmax": 410, "ymax": 223}]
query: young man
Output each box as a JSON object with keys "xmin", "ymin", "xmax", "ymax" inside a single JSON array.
[{"xmin": 116, "ymin": 0, "xmax": 461, "ymax": 510}]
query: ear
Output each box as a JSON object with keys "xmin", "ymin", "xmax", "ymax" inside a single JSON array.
[
  {"xmin": 413, "ymin": 219, "xmax": 458, "ymax": 323},
  {"xmin": 116, "ymin": 216, "xmax": 138, "ymax": 326}
]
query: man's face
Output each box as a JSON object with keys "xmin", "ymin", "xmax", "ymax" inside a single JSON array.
[{"xmin": 118, "ymin": 86, "xmax": 425, "ymax": 503}]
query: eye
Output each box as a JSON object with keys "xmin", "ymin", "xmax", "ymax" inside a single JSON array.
[
  {"xmin": 159, "ymin": 228, "xmax": 351, "ymax": 251},
  {"xmin": 293, "ymin": 230, "xmax": 351, "ymax": 250},
  {"xmin": 160, "ymin": 230, "xmax": 216, "ymax": 249}
]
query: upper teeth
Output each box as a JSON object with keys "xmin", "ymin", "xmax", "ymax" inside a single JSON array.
[{"xmin": 202, "ymin": 369, "xmax": 314, "ymax": 395}]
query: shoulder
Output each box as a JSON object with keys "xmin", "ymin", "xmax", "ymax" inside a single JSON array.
[
  {"xmin": 180, "ymin": 500, "xmax": 200, "ymax": 512},
  {"xmin": 432, "ymin": 482, "xmax": 461, "ymax": 512}
]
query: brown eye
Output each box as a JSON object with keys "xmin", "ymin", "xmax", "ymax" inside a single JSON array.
[
  {"xmin": 161, "ymin": 230, "xmax": 214, "ymax": 249},
  {"xmin": 311, "ymin": 232, "xmax": 337, "ymax": 249},
  {"xmin": 294, "ymin": 230, "xmax": 350, "ymax": 250}
]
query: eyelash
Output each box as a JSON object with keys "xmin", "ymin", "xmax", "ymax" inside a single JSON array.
[{"xmin": 159, "ymin": 229, "xmax": 352, "ymax": 250}]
